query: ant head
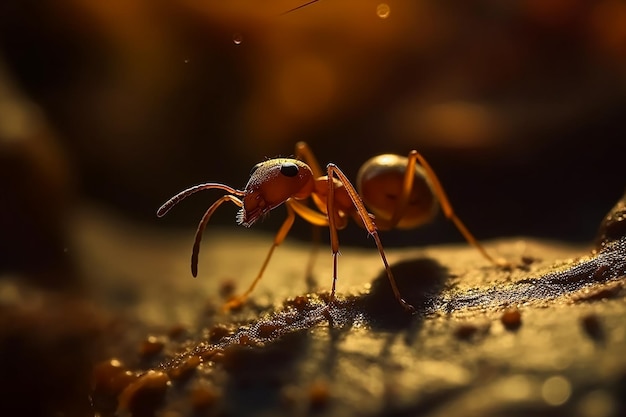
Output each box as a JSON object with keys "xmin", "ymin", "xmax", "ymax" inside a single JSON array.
[
  {"xmin": 238, "ymin": 158, "xmax": 315, "ymax": 226},
  {"xmin": 357, "ymin": 154, "xmax": 438, "ymax": 229}
]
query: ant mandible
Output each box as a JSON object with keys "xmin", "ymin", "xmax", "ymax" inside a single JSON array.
[{"xmin": 157, "ymin": 141, "xmax": 504, "ymax": 313}]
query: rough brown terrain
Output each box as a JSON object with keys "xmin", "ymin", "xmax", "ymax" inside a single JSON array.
[{"xmin": 2, "ymin": 194, "xmax": 624, "ymax": 417}]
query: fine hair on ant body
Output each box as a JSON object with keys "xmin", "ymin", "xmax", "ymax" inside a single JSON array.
[{"xmin": 157, "ymin": 142, "xmax": 504, "ymax": 313}]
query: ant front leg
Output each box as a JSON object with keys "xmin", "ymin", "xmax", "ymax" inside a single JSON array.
[
  {"xmin": 406, "ymin": 151, "xmax": 510, "ymax": 269},
  {"xmin": 223, "ymin": 204, "xmax": 297, "ymax": 311},
  {"xmin": 327, "ymin": 164, "xmax": 416, "ymax": 313},
  {"xmin": 294, "ymin": 141, "xmax": 328, "ymax": 289},
  {"xmin": 192, "ymin": 195, "xmax": 244, "ymax": 277}
]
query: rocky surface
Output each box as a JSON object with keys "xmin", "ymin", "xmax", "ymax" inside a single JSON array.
[{"xmin": 4, "ymin": 194, "xmax": 624, "ymax": 417}]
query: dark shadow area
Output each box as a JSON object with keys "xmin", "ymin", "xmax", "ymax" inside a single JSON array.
[
  {"xmin": 1, "ymin": 0, "xmax": 625, "ymax": 247},
  {"xmin": 359, "ymin": 258, "xmax": 449, "ymax": 330},
  {"xmin": 220, "ymin": 331, "xmax": 311, "ymax": 414},
  {"xmin": 0, "ymin": 288, "xmax": 103, "ymax": 417}
]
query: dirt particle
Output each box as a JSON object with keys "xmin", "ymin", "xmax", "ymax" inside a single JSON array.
[
  {"xmin": 453, "ymin": 321, "xmax": 491, "ymax": 340},
  {"xmin": 209, "ymin": 324, "xmax": 232, "ymax": 343},
  {"xmin": 117, "ymin": 370, "xmax": 170, "ymax": 417},
  {"xmin": 581, "ymin": 313, "xmax": 604, "ymax": 341},
  {"xmin": 168, "ymin": 355, "xmax": 201, "ymax": 381},
  {"xmin": 257, "ymin": 321, "xmax": 280, "ymax": 338},
  {"xmin": 308, "ymin": 379, "xmax": 330, "ymax": 410},
  {"xmin": 283, "ymin": 312, "xmax": 298, "ymax": 325},
  {"xmin": 592, "ymin": 265, "xmax": 610, "ymax": 281},
  {"xmin": 92, "ymin": 359, "xmax": 138, "ymax": 402},
  {"xmin": 501, "ymin": 307, "xmax": 522, "ymax": 330},
  {"xmin": 454, "ymin": 323, "xmax": 479, "ymax": 340},
  {"xmin": 139, "ymin": 335, "xmax": 165, "ymax": 358},
  {"xmin": 287, "ymin": 294, "xmax": 313, "ymax": 312},
  {"xmin": 200, "ymin": 348, "xmax": 224, "ymax": 362},
  {"xmin": 237, "ymin": 332, "xmax": 263, "ymax": 347},
  {"xmin": 518, "ymin": 255, "xmax": 539, "ymax": 271}
]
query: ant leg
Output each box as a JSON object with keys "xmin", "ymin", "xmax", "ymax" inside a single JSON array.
[
  {"xmin": 385, "ymin": 153, "xmax": 422, "ymax": 228},
  {"xmin": 192, "ymin": 195, "xmax": 243, "ymax": 277},
  {"xmin": 287, "ymin": 200, "xmax": 335, "ymax": 294},
  {"xmin": 407, "ymin": 151, "xmax": 508, "ymax": 268},
  {"xmin": 305, "ymin": 224, "xmax": 322, "ymax": 292},
  {"xmin": 325, "ymin": 169, "xmax": 341, "ymax": 304},
  {"xmin": 287, "ymin": 199, "xmax": 335, "ymax": 293},
  {"xmin": 327, "ymin": 164, "xmax": 416, "ymax": 313},
  {"xmin": 294, "ymin": 142, "xmax": 344, "ymax": 292},
  {"xmin": 295, "ymin": 141, "xmax": 323, "ymax": 178},
  {"xmin": 295, "ymin": 141, "xmax": 328, "ymax": 213},
  {"xmin": 223, "ymin": 204, "xmax": 297, "ymax": 311}
]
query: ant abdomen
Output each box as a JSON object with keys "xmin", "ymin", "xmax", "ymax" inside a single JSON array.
[{"xmin": 357, "ymin": 154, "xmax": 438, "ymax": 230}]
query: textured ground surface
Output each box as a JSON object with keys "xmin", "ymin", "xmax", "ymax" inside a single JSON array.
[
  {"xmin": 4, "ymin": 193, "xmax": 621, "ymax": 417},
  {"xmin": 0, "ymin": 196, "xmax": 625, "ymax": 417}
]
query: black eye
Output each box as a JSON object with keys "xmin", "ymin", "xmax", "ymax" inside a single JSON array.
[
  {"xmin": 280, "ymin": 162, "xmax": 299, "ymax": 177},
  {"xmin": 249, "ymin": 163, "xmax": 262, "ymax": 176}
]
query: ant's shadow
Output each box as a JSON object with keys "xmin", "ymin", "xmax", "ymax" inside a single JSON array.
[
  {"xmin": 357, "ymin": 257, "xmax": 449, "ymax": 331},
  {"xmin": 216, "ymin": 257, "xmax": 449, "ymax": 415},
  {"xmin": 314, "ymin": 257, "xmax": 449, "ymax": 391}
]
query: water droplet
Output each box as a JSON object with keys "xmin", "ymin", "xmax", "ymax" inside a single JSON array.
[
  {"xmin": 232, "ymin": 33, "xmax": 243, "ymax": 45},
  {"xmin": 184, "ymin": 59, "xmax": 190, "ymax": 64},
  {"xmin": 376, "ymin": 3, "xmax": 390, "ymax": 19}
]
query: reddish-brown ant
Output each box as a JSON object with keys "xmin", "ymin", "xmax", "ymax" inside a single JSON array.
[{"xmin": 157, "ymin": 142, "xmax": 505, "ymax": 313}]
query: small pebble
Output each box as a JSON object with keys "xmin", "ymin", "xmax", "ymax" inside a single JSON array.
[{"xmin": 501, "ymin": 307, "xmax": 522, "ymax": 330}]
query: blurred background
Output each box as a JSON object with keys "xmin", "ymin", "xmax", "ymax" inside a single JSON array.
[
  {"xmin": 2, "ymin": 3, "xmax": 626, "ymax": 415},
  {"xmin": 1, "ymin": 0, "xmax": 625, "ymax": 272}
]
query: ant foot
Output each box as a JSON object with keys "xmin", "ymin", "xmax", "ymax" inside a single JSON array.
[
  {"xmin": 321, "ymin": 305, "xmax": 333, "ymax": 323},
  {"xmin": 399, "ymin": 298, "xmax": 416, "ymax": 314},
  {"xmin": 495, "ymin": 258, "xmax": 515, "ymax": 271}
]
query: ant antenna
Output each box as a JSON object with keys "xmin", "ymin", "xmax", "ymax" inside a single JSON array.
[{"xmin": 280, "ymin": 0, "xmax": 320, "ymax": 16}]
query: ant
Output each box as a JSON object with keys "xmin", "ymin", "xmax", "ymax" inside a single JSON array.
[{"xmin": 157, "ymin": 142, "xmax": 506, "ymax": 313}]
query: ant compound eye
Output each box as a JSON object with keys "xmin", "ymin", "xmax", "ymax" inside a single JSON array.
[
  {"xmin": 249, "ymin": 163, "xmax": 262, "ymax": 176},
  {"xmin": 280, "ymin": 162, "xmax": 299, "ymax": 177}
]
